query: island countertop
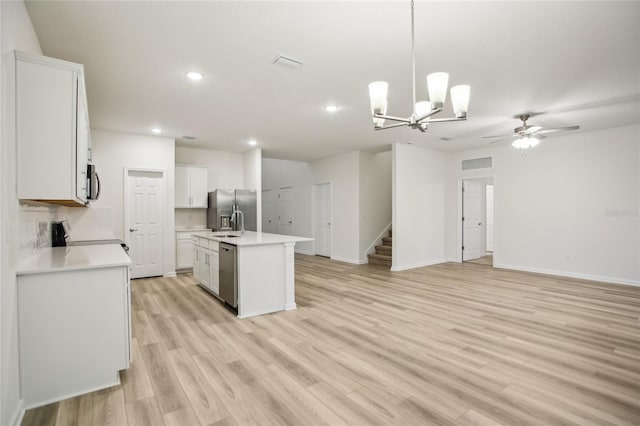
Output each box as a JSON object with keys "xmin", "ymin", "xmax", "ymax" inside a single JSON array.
[{"xmin": 191, "ymin": 231, "xmax": 312, "ymax": 246}]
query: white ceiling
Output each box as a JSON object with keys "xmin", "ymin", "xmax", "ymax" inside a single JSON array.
[{"xmin": 25, "ymin": 1, "xmax": 640, "ymax": 162}]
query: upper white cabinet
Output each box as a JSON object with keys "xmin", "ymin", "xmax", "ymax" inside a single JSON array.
[
  {"xmin": 175, "ymin": 165, "xmax": 208, "ymax": 208},
  {"xmin": 16, "ymin": 51, "xmax": 91, "ymax": 206}
]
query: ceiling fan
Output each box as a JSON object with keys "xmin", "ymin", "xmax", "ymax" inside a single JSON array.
[{"xmin": 483, "ymin": 113, "xmax": 580, "ymax": 150}]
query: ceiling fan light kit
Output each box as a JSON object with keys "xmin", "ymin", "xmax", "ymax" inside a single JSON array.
[
  {"xmin": 484, "ymin": 113, "xmax": 580, "ymax": 153},
  {"xmin": 368, "ymin": 0, "xmax": 470, "ymax": 132}
]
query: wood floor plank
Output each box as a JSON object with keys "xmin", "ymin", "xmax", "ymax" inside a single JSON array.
[
  {"xmin": 22, "ymin": 255, "xmax": 640, "ymax": 426},
  {"xmin": 139, "ymin": 343, "xmax": 190, "ymax": 415},
  {"xmin": 125, "ymin": 397, "xmax": 165, "ymax": 426},
  {"xmin": 121, "ymin": 338, "xmax": 154, "ymax": 403}
]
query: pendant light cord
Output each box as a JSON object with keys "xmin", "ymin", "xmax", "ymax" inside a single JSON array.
[{"xmin": 411, "ymin": 0, "xmax": 416, "ymax": 117}]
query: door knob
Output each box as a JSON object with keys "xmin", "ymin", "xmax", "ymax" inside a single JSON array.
[
  {"xmin": 129, "ymin": 228, "xmax": 138, "ymax": 232},
  {"xmin": 478, "ymin": 222, "xmax": 482, "ymax": 226},
  {"xmin": 288, "ymin": 221, "xmax": 292, "ymax": 224}
]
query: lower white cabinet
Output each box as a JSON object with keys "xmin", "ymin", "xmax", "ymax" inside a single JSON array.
[
  {"xmin": 176, "ymin": 232, "xmax": 194, "ymax": 270},
  {"xmin": 193, "ymin": 237, "xmax": 219, "ymax": 296},
  {"xmin": 18, "ymin": 265, "xmax": 130, "ymax": 407}
]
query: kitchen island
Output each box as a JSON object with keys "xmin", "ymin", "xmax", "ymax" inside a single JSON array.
[{"xmin": 191, "ymin": 231, "xmax": 312, "ymax": 318}]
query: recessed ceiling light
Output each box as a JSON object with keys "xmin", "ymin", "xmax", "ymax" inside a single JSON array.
[
  {"xmin": 325, "ymin": 105, "xmax": 339, "ymax": 113},
  {"xmin": 186, "ymin": 71, "xmax": 203, "ymax": 81},
  {"xmin": 248, "ymin": 139, "xmax": 257, "ymax": 146},
  {"xmin": 151, "ymin": 127, "xmax": 162, "ymax": 134}
]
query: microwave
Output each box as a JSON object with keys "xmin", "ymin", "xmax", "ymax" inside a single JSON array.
[{"xmin": 87, "ymin": 163, "xmax": 101, "ymax": 201}]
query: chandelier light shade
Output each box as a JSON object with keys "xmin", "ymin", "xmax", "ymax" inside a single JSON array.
[
  {"xmin": 368, "ymin": 0, "xmax": 470, "ymax": 132},
  {"xmin": 450, "ymin": 85, "xmax": 471, "ymax": 118},
  {"xmin": 426, "ymin": 72, "xmax": 449, "ymax": 109}
]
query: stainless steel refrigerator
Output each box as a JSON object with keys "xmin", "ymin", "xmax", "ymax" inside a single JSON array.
[{"xmin": 207, "ymin": 189, "xmax": 257, "ymax": 232}]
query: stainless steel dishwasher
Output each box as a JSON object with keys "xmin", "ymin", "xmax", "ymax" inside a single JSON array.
[{"xmin": 219, "ymin": 243, "xmax": 238, "ymax": 308}]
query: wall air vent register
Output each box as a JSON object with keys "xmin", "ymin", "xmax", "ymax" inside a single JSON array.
[{"xmin": 461, "ymin": 157, "xmax": 493, "ymax": 171}]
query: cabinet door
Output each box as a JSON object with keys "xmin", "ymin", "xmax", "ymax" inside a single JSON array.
[
  {"xmin": 176, "ymin": 239, "xmax": 193, "ymax": 269},
  {"xmin": 17, "ymin": 57, "xmax": 76, "ymax": 202},
  {"xmin": 189, "ymin": 167, "xmax": 208, "ymax": 208},
  {"xmin": 75, "ymin": 76, "xmax": 89, "ymax": 202},
  {"xmin": 192, "ymin": 246, "xmax": 201, "ymax": 281},
  {"xmin": 209, "ymin": 250, "xmax": 219, "ymax": 295},
  {"xmin": 200, "ymin": 251, "xmax": 210, "ymax": 287},
  {"xmin": 175, "ymin": 166, "xmax": 190, "ymax": 208}
]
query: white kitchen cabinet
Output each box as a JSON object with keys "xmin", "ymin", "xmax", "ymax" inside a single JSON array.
[
  {"xmin": 176, "ymin": 231, "xmax": 194, "ymax": 270},
  {"xmin": 175, "ymin": 165, "xmax": 208, "ymax": 208},
  {"xmin": 17, "ymin": 250, "xmax": 130, "ymax": 408},
  {"xmin": 16, "ymin": 51, "xmax": 91, "ymax": 206},
  {"xmin": 193, "ymin": 237, "xmax": 219, "ymax": 296}
]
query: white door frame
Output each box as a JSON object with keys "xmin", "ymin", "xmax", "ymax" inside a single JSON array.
[
  {"xmin": 123, "ymin": 167, "xmax": 167, "ymax": 276},
  {"xmin": 312, "ymin": 182, "xmax": 332, "ymax": 257},
  {"xmin": 456, "ymin": 174, "xmax": 496, "ymax": 264}
]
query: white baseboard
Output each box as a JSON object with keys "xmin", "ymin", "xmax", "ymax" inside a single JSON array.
[
  {"xmin": 391, "ymin": 259, "xmax": 447, "ymax": 272},
  {"xmin": 285, "ymin": 303, "xmax": 297, "ymax": 311},
  {"xmin": 163, "ymin": 271, "xmax": 177, "ymax": 278},
  {"xmin": 295, "ymin": 249, "xmax": 315, "ymax": 256},
  {"xmin": 10, "ymin": 399, "xmax": 25, "ymax": 426},
  {"xmin": 330, "ymin": 256, "xmax": 366, "ymax": 265},
  {"xmin": 493, "ymin": 263, "xmax": 640, "ymax": 287}
]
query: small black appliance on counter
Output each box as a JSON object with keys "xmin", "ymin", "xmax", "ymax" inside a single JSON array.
[{"xmin": 51, "ymin": 220, "xmax": 71, "ymax": 247}]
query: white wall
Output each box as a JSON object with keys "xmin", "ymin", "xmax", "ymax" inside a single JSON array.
[
  {"xmin": 91, "ymin": 129, "xmax": 176, "ymax": 276},
  {"xmin": 310, "ymin": 151, "xmax": 361, "ymax": 263},
  {"xmin": 1, "ymin": 2, "xmax": 43, "ymax": 424},
  {"xmin": 359, "ymin": 151, "xmax": 392, "ymax": 262},
  {"xmin": 176, "ymin": 146, "xmax": 244, "ymax": 190},
  {"xmin": 393, "ymin": 144, "xmax": 447, "ymax": 271},
  {"xmin": 243, "ymin": 148, "xmax": 262, "ymax": 232},
  {"xmin": 262, "ymin": 158, "xmax": 314, "ymax": 254},
  {"xmin": 445, "ymin": 124, "xmax": 640, "ymax": 285}
]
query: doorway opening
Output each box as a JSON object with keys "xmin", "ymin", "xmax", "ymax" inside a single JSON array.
[
  {"xmin": 462, "ymin": 177, "xmax": 494, "ymax": 266},
  {"xmin": 313, "ymin": 182, "xmax": 331, "ymax": 258}
]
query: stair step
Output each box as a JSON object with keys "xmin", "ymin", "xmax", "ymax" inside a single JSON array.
[
  {"xmin": 367, "ymin": 253, "xmax": 392, "ymax": 267},
  {"xmin": 388, "ymin": 229, "xmax": 392, "ymax": 237},
  {"xmin": 382, "ymin": 236, "xmax": 392, "ymax": 246},
  {"xmin": 375, "ymin": 245, "xmax": 392, "ymax": 255}
]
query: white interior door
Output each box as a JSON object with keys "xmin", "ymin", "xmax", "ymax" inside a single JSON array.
[
  {"xmin": 128, "ymin": 170, "xmax": 164, "ymax": 278},
  {"xmin": 262, "ymin": 189, "xmax": 276, "ymax": 233},
  {"xmin": 314, "ymin": 183, "xmax": 331, "ymax": 257},
  {"xmin": 462, "ymin": 180, "xmax": 486, "ymax": 261},
  {"xmin": 486, "ymin": 184, "xmax": 494, "ymax": 252},
  {"xmin": 277, "ymin": 187, "xmax": 293, "ymax": 235}
]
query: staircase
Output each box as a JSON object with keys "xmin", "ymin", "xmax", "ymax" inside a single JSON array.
[{"xmin": 367, "ymin": 228, "xmax": 392, "ymax": 267}]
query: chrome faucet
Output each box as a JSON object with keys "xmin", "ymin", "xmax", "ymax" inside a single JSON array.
[{"xmin": 231, "ymin": 204, "xmax": 245, "ymax": 235}]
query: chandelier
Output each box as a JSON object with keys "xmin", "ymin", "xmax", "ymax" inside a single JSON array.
[{"xmin": 368, "ymin": 0, "xmax": 470, "ymax": 132}]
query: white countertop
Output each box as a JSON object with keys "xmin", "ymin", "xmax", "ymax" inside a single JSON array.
[
  {"xmin": 16, "ymin": 244, "xmax": 131, "ymax": 276},
  {"xmin": 175, "ymin": 228, "xmax": 211, "ymax": 232},
  {"xmin": 191, "ymin": 231, "xmax": 313, "ymax": 246}
]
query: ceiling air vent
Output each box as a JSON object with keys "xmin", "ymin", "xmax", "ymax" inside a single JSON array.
[
  {"xmin": 272, "ymin": 54, "xmax": 304, "ymax": 70},
  {"xmin": 462, "ymin": 157, "xmax": 493, "ymax": 171}
]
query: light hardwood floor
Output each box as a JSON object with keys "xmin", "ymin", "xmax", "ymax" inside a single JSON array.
[{"xmin": 22, "ymin": 255, "xmax": 640, "ymax": 425}]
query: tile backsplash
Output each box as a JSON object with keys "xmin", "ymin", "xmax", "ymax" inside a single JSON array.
[
  {"xmin": 175, "ymin": 208, "xmax": 207, "ymax": 229},
  {"xmin": 18, "ymin": 203, "xmax": 114, "ymax": 250},
  {"xmin": 18, "ymin": 202, "xmax": 58, "ymax": 250}
]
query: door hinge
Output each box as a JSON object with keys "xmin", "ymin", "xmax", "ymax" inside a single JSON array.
[
  {"xmin": 462, "ymin": 246, "xmax": 465, "ymax": 250},
  {"xmin": 462, "ymin": 216, "xmax": 465, "ymax": 221}
]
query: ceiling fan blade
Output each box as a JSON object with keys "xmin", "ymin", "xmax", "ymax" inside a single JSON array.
[
  {"xmin": 523, "ymin": 125, "xmax": 542, "ymax": 134},
  {"xmin": 482, "ymin": 134, "xmax": 510, "ymax": 139},
  {"xmin": 535, "ymin": 125, "xmax": 580, "ymax": 135}
]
